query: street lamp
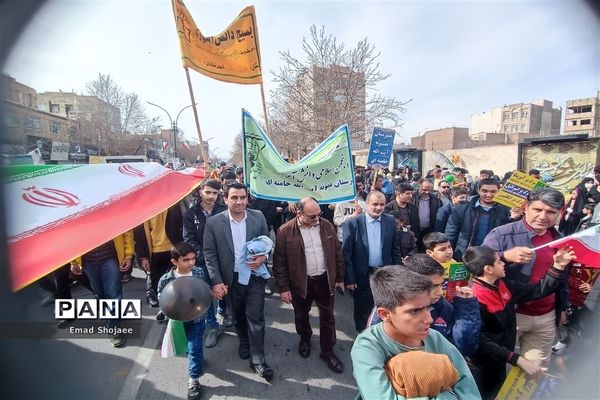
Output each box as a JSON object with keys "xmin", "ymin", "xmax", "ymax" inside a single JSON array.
[{"xmin": 147, "ymin": 102, "xmax": 196, "ymax": 159}]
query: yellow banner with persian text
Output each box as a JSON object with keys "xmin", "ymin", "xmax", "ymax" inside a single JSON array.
[{"xmin": 171, "ymin": 0, "xmax": 262, "ymax": 84}]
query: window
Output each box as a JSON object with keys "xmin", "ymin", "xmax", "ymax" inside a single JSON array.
[
  {"xmin": 49, "ymin": 121, "xmax": 62, "ymax": 134},
  {"xmin": 23, "ymin": 116, "xmax": 41, "ymax": 132},
  {"xmin": 570, "ymin": 120, "xmax": 577, "ymax": 126},
  {"xmin": 521, "ymin": 111, "xmax": 528, "ymax": 119},
  {"xmin": 50, "ymin": 103, "xmax": 60, "ymax": 113},
  {"xmin": 503, "ymin": 112, "xmax": 510, "ymax": 121},
  {"xmin": 520, "ymin": 124, "xmax": 526, "ymax": 131},
  {"xmin": 511, "ymin": 112, "xmax": 518, "ymax": 121},
  {"xmin": 65, "ymin": 104, "xmax": 73, "ymax": 117},
  {"xmin": 581, "ymin": 119, "xmax": 591, "ymax": 125},
  {"xmin": 581, "ymin": 106, "xmax": 592, "ymax": 113}
]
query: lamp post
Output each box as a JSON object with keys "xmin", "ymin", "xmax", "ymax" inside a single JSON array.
[{"xmin": 147, "ymin": 102, "xmax": 196, "ymax": 159}]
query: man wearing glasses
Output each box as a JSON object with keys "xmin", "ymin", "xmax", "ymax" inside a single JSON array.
[
  {"xmin": 437, "ymin": 181, "xmax": 452, "ymax": 206},
  {"xmin": 273, "ymin": 197, "xmax": 345, "ymax": 373}
]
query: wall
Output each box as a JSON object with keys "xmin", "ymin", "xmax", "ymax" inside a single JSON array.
[{"xmin": 422, "ymin": 144, "xmax": 519, "ymax": 177}]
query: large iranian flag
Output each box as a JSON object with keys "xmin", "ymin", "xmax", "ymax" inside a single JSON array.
[{"xmin": 6, "ymin": 163, "xmax": 204, "ymax": 290}]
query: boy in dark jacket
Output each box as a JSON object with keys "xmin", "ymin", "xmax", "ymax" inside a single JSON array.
[
  {"xmin": 464, "ymin": 245, "xmax": 575, "ymax": 399},
  {"xmin": 367, "ymin": 253, "xmax": 480, "ymax": 357}
]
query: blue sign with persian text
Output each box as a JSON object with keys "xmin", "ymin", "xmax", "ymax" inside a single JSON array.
[{"xmin": 367, "ymin": 127, "xmax": 395, "ymax": 168}]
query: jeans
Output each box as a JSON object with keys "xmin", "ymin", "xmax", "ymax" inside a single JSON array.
[
  {"xmin": 184, "ymin": 319, "xmax": 205, "ymax": 379},
  {"xmin": 199, "ymin": 264, "xmax": 219, "ymax": 329},
  {"xmin": 83, "ymin": 257, "xmax": 123, "ymax": 328}
]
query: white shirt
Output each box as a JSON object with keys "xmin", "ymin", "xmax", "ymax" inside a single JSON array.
[
  {"xmin": 228, "ymin": 210, "xmax": 247, "ymax": 272},
  {"xmin": 298, "ymin": 220, "xmax": 327, "ymax": 276}
]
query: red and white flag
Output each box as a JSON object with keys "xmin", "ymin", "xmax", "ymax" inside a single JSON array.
[
  {"xmin": 162, "ymin": 139, "xmax": 169, "ymax": 151},
  {"xmin": 181, "ymin": 140, "xmax": 190, "ymax": 153},
  {"xmin": 6, "ymin": 163, "xmax": 204, "ymax": 290},
  {"xmin": 542, "ymin": 226, "xmax": 600, "ymax": 268}
]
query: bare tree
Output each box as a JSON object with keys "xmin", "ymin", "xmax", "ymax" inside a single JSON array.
[
  {"xmin": 85, "ymin": 73, "xmax": 159, "ymax": 134},
  {"xmin": 270, "ymin": 25, "xmax": 410, "ymax": 158},
  {"xmin": 229, "ymin": 132, "xmax": 243, "ymax": 165}
]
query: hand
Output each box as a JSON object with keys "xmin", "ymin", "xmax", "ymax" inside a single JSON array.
[
  {"xmin": 553, "ymin": 245, "xmax": 576, "ymax": 270},
  {"xmin": 140, "ymin": 258, "xmax": 150, "ymax": 273},
  {"xmin": 287, "ymin": 202, "xmax": 297, "ymax": 213},
  {"xmin": 503, "ymin": 247, "xmax": 534, "ymax": 264},
  {"xmin": 328, "ymin": 204, "xmax": 336, "ymax": 210},
  {"xmin": 247, "ymin": 255, "xmax": 267, "ymax": 270},
  {"xmin": 559, "ymin": 311, "xmax": 567, "ymax": 327},
  {"xmin": 280, "ymin": 291, "xmax": 292, "ymax": 304},
  {"xmin": 346, "ymin": 283, "xmax": 357, "ymax": 291},
  {"xmin": 566, "ymin": 207, "xmax": 573, "ymax": 213},
  {"xmin": 579, "ymin": 282, "xmax": 592, "ymax": 293},
  {"xmin": 70, "ymin": 263, "xmax": 82, "ymax": 275},
  {"xmin": 335, "ymin": 282, "xmax": 345, "ymax": 291},
  {"xmin": 119, "ymin": 258, "xmax": 132, "ymax": 272},
  {"xmin": 455, "ymin": 286, "xmax": 473, "ymax": 298},
  {"xmin": 517, "ymin": 356, "xmax": 542, "ymax": 377},
  {"xmin": 510, "ymin": 207, "xmax": 523, "ymax": 219},
  {"xmin": 353, "ymin": 205, "xmax": 363, "ymax": 215},
  {"xmin": 212, "ymin": 283, "xmax": 228, "ymax": 300}
]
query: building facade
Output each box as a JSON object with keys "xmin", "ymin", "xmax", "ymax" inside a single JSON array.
[{"xmin": 564, "ymin": 92, "xmax": 600, "ymax": 137}]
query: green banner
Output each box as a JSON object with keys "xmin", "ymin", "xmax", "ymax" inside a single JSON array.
[{"xmin": 242, "ymin": 110, "xmax": 356, "ymax": 203}]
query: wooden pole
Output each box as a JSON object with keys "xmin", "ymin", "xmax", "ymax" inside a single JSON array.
[
  {"xmin": 371, "ymin": 168, "xmax": 380, "ymax": 192},
  {"xmin": 259, "ymin": 82, "xmax": 271, "ymax": 137},
  {"xmin": 184, "ymin": 67, "xmax": 209, "ymax": 169}
]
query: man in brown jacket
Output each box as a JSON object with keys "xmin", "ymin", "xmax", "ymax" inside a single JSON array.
[{"xmin": 273, "ymin": 197, "xmax": 345, "ymax": 373}]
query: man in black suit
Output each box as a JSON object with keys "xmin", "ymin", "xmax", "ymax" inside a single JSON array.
[
  {"xmin": 342, "ymin": 191, "xmax": 402, "ymax": 332},
  {"xmin": 203, "ymin": 182, "xmax": 273, "ymax": 381}
]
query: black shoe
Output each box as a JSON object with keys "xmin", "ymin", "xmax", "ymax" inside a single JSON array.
[
  {"xmin": 251, "ymin": 362, "xmax": 274, "ymax": 381},
  {"xmin": 156, "ymin": 310, "xmax": 166, "ymax": 322},
  {"xmin": 298, "ymin": 341, "xmax": 311, "ymax": 358},
  {"xmin": 110, "ymin": 333, "xmax": 126, "ymax": 348},
  {"xmin": 187, "ymin": 379, "xmax": 201, "ymax": 400},
  {"xmin": 238, "ymin": 343, "xmax": 250, "ymax": 360},
  {"xmin": 147, "ymin": 294, "xmax": 159, "ymax": 308},
  {"xmin": 320, "ymin": 352, "xmax": 344, "ymax": 373}
]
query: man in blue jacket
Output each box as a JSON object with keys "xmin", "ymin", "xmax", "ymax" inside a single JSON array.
[{"xmin": 343, "ymin": 191, "xmax": 402, "ymax": 332}]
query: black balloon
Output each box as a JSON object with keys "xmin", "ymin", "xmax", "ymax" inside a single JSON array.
[{"xmin": 159, "ymin": 277, "xmax": 213, "ymax": 322}]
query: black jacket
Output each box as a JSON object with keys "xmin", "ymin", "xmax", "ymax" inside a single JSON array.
[
  {"xmin": 182, "ymin": 202, "xmax": 227, "ymax": 264},
  {"xmin": 445, "ymin": 197, "xmax": 512, "ymax": 260},
  {"xmin": 384, "ymin": 200, "xmax": 420, "ymax": 235},
  {"xmin": 471, "ymin": 267, "xmax": 567, "ymax": 367},
  {"xmin": 410, "ymin": 193, "xmax": 443, "ymax": 234}
]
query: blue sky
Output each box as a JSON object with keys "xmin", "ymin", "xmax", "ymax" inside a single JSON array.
[{"xmin": 3, "ymin": 0, "xmax": 599, "ymax": 158}]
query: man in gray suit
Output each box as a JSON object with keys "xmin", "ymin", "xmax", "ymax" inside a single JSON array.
[{"xmin": 203, "ymin": 182, "xmax": 273, "ymax": 381}]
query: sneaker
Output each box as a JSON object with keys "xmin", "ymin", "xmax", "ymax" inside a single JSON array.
[
  {"xmin": 187, "ymin": 379, "xmax": 202, "ymax": 400},
  {"xmin": 110, "ymin": 333, "xmax": 126, "ymax": 348},
  {"xmin": 204, "ymin": 327, "xmax": 220, "ymax": 348},
  {"xmin": 264, "ymin": 285, "xmax": 273, "ymax": 296},
  {"xmin": 156, "ymin": 310, "xmax": 166, "ymax": 322},
  {"xmin": 551, "ymin": 341, "xmax": 568, "ymax": 355},
  {"xmin": 219, "ymin": 313, "xmax": 233, "ymax": 328}
]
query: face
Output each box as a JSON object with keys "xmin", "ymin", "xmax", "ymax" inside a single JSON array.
[
  {"xmin": 438, "ymin": 183, "xmax": 450, "ymax": 194},
  {"xmin": 172, "ymin": 252, "xmax": 196, "ymax": 274},
  {"xmin": 452, "ymin": 194, "xmax": 468, "ymax": 205},
  {"xmin": 478, "ymin": 184, "xmax": 499, "ymax": 205},
  {"xmin": 366, "ymin": 192, "xmax": 386, "ymax": 219},
  {"xmin": 297, "ymin": 200, "xmax": 321, "ymax": 228},
  {"xmin": 486, "ymin": 254, "xmax": 505, "ymax": 279},
  {"xmin": 395, "ymin": 190, "xmax": 413, "ymax": 204},
  {"xmin": 480, "ymin": 173, "xmax": 489, "ymax": 180},
  {"xmin": 374, "ymin": 177, "xmax": 383, "ymax": 190},
  {"xmin": 419, "ymin": 181, "xmax": 434, "ymax": 197},
  {"xmin": 379, "ymin": 291, "xmax": 433, "ymax": 347},
  {"xmin": 200, "ymin": 185, "xmax": 219, "ymax": 205},
  {"xmin": 433, "ymin": 169, "xmax": 442, "ymax": 178},
  {"xmin": 426, "ymin": 241, "xmax": 453, "ymax": 263},
  {"xmin": 236, "ymin": 173, "xmax": 244, "ymax": 184},
  {"xmin": 525, "ymin": 200, "xmax": 560, "ymax": 233},
  {"xmin": 225, "ymin": 188, "xmax": 248, "ymax": 214},
  {"xmin": 530, "ymin": 173, "xmax": 540, "ymax": 179},
  {"xmin": 428, "ymin": 274, "xmax": 445, "ymax": 303},
  {"xmin": 356, "ymin": 182, "xmax": 364, "ymax": 192}
]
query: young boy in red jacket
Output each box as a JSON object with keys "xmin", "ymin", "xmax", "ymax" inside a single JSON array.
[{"xmin": 463, "ymin": 244, "xmax": 575, "ymax": 399}]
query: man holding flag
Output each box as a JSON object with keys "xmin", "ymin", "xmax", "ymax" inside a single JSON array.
[{"xmin": 482, "ymin": 188, "xmax": 571, "ymax": 371}]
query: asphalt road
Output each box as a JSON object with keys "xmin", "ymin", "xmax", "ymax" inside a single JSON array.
[{"xmin": 4, "ymin": 268, "xmax": 360, "ymax": 400}]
